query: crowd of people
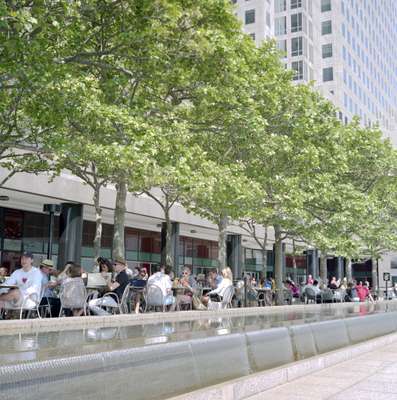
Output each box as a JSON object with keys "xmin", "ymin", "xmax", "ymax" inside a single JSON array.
[
  {"xmin": 0, "ymin": 253, "xmax": 387, "ymax": 319},
  {"xmin": 0, "ymin": 253, "xmax": 237, "ymax": 318}
]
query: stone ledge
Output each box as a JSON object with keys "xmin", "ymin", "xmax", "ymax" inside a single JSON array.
[
  {"xmin": 167, "ymin": 331, "xmax": 397, "ymax": 400},
  {"xmin": 0, "ymin": 302, "xmax": 368, "ymax": 335}
]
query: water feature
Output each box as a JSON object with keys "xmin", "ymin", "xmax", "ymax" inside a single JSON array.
[{"xmin": 1, "ymin": 302, "xmax": 397, "ymax": 400}]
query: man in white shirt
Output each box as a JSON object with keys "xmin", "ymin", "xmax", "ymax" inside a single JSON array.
[
  {"xmin": 0, "ymin": 252, "xmax": 42, "ymax": 311},
  {"xmin": 147, "ymin": 265, "xmax": 175, "ymax": 306}
]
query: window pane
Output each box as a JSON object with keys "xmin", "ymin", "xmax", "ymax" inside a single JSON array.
[
  {"xmin": 277, "ymin": 39, "xmax": 287, "ymax": 54},
  {"xmin": 323, "ymin": 67, "xmax": 334, "ymax": 81},
  {"xmin": 291, "ymin": 37, "xmax": 303, "ymax": 56},
  {"xmin": 4, "ymin": 209, "xmax": 23, "ymax": 239},
  {"xmin": 292, "ymin": 60, "xmax": 303, "ymax": 80},
  {"xmin": 275, "ymin": 0, "xmax": 286, "ymax": 12},
  {"xmin": 321, "ymin": 0, "xmax": 331, "ymax": 12},
  {"xmin": 291, "ymin": 13, "xmax": 302, "ymax": 33},
  {"xmin": 322, "ymin": 43, "xmax": 333, "ymax": 58},
  {"xmin": 275, "ymin": 16, "xmax": 287, "ymax": 35},
  {"xmin": 245, "ymin": 9, "xmax": 255, "ymax": 24},
  {"xmin": 291, "ymin": 0, "xmax": 302, "ymax": 9},
  {"xmin": 322, "ymin": 20, "xmax": 332, "ymax": 35}
]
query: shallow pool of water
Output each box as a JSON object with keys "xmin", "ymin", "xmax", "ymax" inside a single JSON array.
[{"xmin": 1, "ymin": 302, "xmax": 396, "ymax": 366}]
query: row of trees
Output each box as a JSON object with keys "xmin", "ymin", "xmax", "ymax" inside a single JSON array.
[{"xmin": 2, "ymin": 1, "xmax": 397, "ymax": 295}]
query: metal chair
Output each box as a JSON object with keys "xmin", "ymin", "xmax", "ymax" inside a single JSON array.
[
  {"xmin": 304, "ymin": 287, "xmax": 318, "ymax": 304},
  {"xmin": 5, "ymin": 292, "xmax": 41, "ymax": 320},
  {"xmin": 321, "ymin": 288, "xmax": 334, "ymax": 303},
  {"xmin": 221, "ymin": 285, "xmax": 235, "ymax": 309},
  {"xmin": 59, "ymin": 279, "xmax": 87, "ymax": 317},
  {"xmin": 144, "ymin": 284, "xmax": 167, "ymax": 312}
]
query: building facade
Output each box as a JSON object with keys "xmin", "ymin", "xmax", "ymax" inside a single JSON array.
[{"xmin": 235, "ymin": 0, "xmax": 397, "ymax": 145}]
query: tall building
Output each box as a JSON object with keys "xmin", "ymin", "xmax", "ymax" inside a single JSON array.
[{"xmin": 235, "ymin": 0, "xmax": 397, "ymax": 146}]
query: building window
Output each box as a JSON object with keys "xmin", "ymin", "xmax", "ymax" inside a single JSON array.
[
  {"xmin": 277, "ymin": 39, "xmax": 287, "ymax": 54},
  {"xmin": 291, "ymin": 13, "xmax": 302, "ymax": 32},
  {"xmin": 275, "ymin": 0, "xmax": 286, "ymax": 12},
  {"xmin": 321, "ymin": 0, "xmax": 331, "ymax": 12},
  {"xmin": 290, "ymin": 0, "xmax": 302, "ymax": 9},
  {"xmin": 291, "ymin": 37, "xmax": 303, "ymax": 56},
  {"xmin": 245, "ymin": 9, "xmax": 255, "ymax": 24},
  {"xmin": 321, "ymin": 20, "xmax": 332, "ymax": 35},
  {"xmin": 292, "ymin": 60, "xmax": 303, "ymax": 80},
  {"xmin": 249, "ymin": 33, "xmax": 256, "ymax": 41},
  {"xmin": 322, "ymin": 43, "xmax": 332, "ymax": 58},
  {"xmin": 323, "ymin": 67, "xmax": 333, "ymax": 82},
  {"xmin": 275, "ymin": 16, "xmax": 287, "ymax": 35}
]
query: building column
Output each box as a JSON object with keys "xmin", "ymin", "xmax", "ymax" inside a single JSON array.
[
  {"xmin": 227, "ymin": 234, "xmax": 243, "ymax": 279},
  {"xmin": 57, "ymin": 203, "xmax": 83, "ymax": 269},
  {"xmin": 306, "ymin": 249, "xmax": 319, "ymax": 279},
  {"xmin": 161, "ymin": 222, "xmax": 180, "ymax": 273},
  {"xmin": 336, "ymin": 256, "xmax": 344, "ymax": 280}
]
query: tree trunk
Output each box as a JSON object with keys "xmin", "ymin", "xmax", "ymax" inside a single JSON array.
[
  {"xmin": 346, "ymin": 257, "xmax": 353, "ymax": 282},
  {"xmin": 218, "ymin": 214, "xmax": 228, "ymax": 269},
  {"xmin": 261, "ymin": 227, "xmax": 268, "ymax": 278},
  {"xmin": 112, "ymin": 179, "xmax": 127, "ymax": 260},
  {"xmin": 93, "ymin": 184, "xmax": 102, "ymax": 260},
  {"xmin": 319, "ymin": 253, "xmax": 328, "ymax": 283},
  {"xmin": 274, "ymin": 224, "xmax": 284, "ymax": 305},
  {"xmin": 371, "ymin": 257, "xmax": 378, "ymax": 294},
  {"xmin": 164, "ymin": 196, "xmax": 173, "ymax": 268}
]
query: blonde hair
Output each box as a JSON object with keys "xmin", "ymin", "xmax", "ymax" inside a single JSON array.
[{"xmin": 221, "ymin": 267, "xmax": 233, "ymax": 281}]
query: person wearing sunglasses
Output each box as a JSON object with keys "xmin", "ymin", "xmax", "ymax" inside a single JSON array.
[{"xmin": 171, "ymin": 267, "xmax": 197, "ymax": 311}]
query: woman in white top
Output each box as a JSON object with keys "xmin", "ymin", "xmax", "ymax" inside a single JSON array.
[{"xmin": 202, "ymin": 267, "xmax": 233, "ymax": 306}]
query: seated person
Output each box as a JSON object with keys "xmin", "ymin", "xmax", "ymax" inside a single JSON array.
[
  {"xmin": 171, "ymin": 267, "xmax": 197, "ymax": 311},
  {"xmin": 147, "ymin": 265, "xmax": 175, "ymax": 307},
  {"xmin": 39, "ymin": 259, "xmax": 61, "ymax": 317},
  {"xmin": 202, "ymin": 267, "xmax": 233, "ymax": 306},
  {"xmin": 328, "ymin": 276, "xmax": 339, "ymax": 290},
  {"xmin": 285, "ymin": 278, "xmax": 300, "ymax": 298},
  {"xmin": 0, "ymin": 252, "xmax": 42, "ymax": 314},
  {"xmin": 59, "ymin": 263, "xmax": 86, "ymax": 316},
  {"xmin": 302, "ymin": 279, "xmax": 322, "ymax": 303},
  {"xmin": 0, "ymin": 266, "xmax": 8, "ymax": 283},
  {"xmin": 89, "ymin": 257, "xmax": 130, "ymax": 315},
  {"xmin": 207, "ymin": 268, "xmax": 223, "ymax": 289},
  {"xmin": 98, "ymin": 257, "xmax": 113, "ymax": 276},
  {"xmin": 130, "ymin": 267, "xmax": 148, "ymax": 314},
  {"xmin": 345, "ymin": 282, "xmax": 359, "ymax": 302}
]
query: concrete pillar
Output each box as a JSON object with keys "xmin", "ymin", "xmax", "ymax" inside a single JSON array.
[
  {"xmin": 161, "ymin": 222, "xmax": 180, "ymax": 273},
  {"xmin": 57, "ymin": 203, "xmax": 83, "ymax": 269},
  {"xmin": 336, "ymin": 256, "xmax": 344, "ymax": 280},
  {"xmin": 306, "ymin": 249, "xmax": 319, "ymax": 279},
  {"xmin": 227, "ymin": 234, "xmax": 243, "ymax": 279}
]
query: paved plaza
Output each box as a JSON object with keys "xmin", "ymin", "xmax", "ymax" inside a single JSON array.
[{"xmin": 247, "ymin": 341, "xmax": 397, "ymax": 400}]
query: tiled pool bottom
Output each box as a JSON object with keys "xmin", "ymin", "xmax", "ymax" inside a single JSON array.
[{"xmin": 0, "ymin": 301, "xmax": 396, "ymax": 367}]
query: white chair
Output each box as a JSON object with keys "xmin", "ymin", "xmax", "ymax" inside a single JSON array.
[
  {"xmin": 59, "ymin": 280, "xmax": 87, "ymax": 317},
  {"xmin": 5, "ymin": 292, "xmax": 41, "ymax": 320},
  {"xmin": 144, "ymin": 284, "xmax": 167, "ymax": 312},
  {"xmin": 208, "ymin": 286, "xmax": 235, "ymax": 310},
  {"xmin": 220, "ymin": 286, "xmax": 235, "ymax": 309},
  {"xmin": 102, "ymin": 284, "xmax": 132, "ymax": 314}
]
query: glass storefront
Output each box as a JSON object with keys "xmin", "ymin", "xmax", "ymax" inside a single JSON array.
[{"xmin": 0, "ymin": 207, "xmax": 219, "ymax": 275}]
